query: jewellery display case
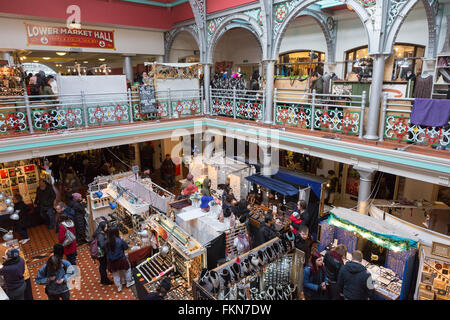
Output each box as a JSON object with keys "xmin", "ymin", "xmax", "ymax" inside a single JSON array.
[
  {"xmin": 415, "ymin": 243, "xmax": 450, "ymax": 300},
  {"xmin": 147, "ymin": 213, "xmax": 207, "ymax": 287},
  {"xmin": 192, "ymin": 237, "xmax": 305, "ymax": 300}
]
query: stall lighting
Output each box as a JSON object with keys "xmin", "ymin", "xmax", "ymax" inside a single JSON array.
[
  {"xmin": 83, "ymin": 61, "xmax": 89, "ymax": 64},
  {"xmin": 56, "ymin": 52, "xmax": 67, "ymax": 56},
  {"xmin": 33, "ymin": 60, "xmax": 38, "ymax": 63},
  {"xmin": 43, "ymin": 57, "xmax": 51, "ymax": 60},
  {"xmin": 327, "ymin": 213, "xmax": 414, "ymax": 252},
  {"xmin": 98, "ymin": 58, "xmax": 106, "ymax": 61}
]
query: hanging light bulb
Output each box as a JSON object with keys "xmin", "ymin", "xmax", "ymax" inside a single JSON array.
[
  {"xmin": 275, "ymin": 193, "xmax": 278, "ymax": 200},
  {"xmin": 258, "ymin": 187, "xmax": 261, "ymax": 194},
  {"xmin": 10, "ymin": 210, "xmax": 19, "ymax": 220},
  {"xmin": 283, "ymin": 196, "xmax": 286, "ymax": 204},
  {"xmin": 3, "ymin": 230, "xmax": 14, "ymax": 241}
]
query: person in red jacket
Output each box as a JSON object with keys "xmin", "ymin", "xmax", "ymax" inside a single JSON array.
[
  {"xmin": 290, "ymin": 211, "xmax": 303, "ymax": 235},
  {"xmin": 58, "ymin": 214, "xmax": 77, "ymax": 266}
]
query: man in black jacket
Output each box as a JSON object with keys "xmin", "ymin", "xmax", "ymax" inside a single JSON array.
[
  {"xmin": 337, "ymin": 250, "xmax": 374, "ymax": 300},
  {"xmin": 259, "ymin": 213, "xmax": 277, "ymax": 245},
  {"xmin": 34, "ymin": 180, "xmax": 56, "ymax": 229},
  {"xmin": 145, "ymin": 277, "xmax": 171, "ymax": 300},
  {"xmin": 324, "ymin": 244, "xmax": 347, "ymax": 300},
  {"xmin": 294, "ymin": 224, "xmax": 313, "ymax": 266}
]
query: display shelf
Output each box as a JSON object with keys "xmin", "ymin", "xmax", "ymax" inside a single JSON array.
[{"xmin": 431, "ymin": 53, "xmax": 450, "ymax": 99}]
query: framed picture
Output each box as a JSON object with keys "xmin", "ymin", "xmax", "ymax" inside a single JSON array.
[
  {"xmin": 431, "ymin": 242, "xmax": 450, "ymax": 259},
  {"xmin": 421, "ymin": 272, "xmax": 434, "ymax": 285}
]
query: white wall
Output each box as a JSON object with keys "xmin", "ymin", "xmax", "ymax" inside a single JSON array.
[
  {"xmin": 0, "ymin": 16, "xmax": 164, "ymax": 55},
  {"xmin": 169, "ymin": 32, "xmax": 199, "ymax": 63},
  {"xmin": 279, "ymin": 16, "xmax": 327, "ymax": 55},
  {"xmin": 213, "ymin": 28, "xmax": 262, "ymax": 70},
  {"xmin": 395, "ymin": 2, "xmax": 428, "ymax": 47}
]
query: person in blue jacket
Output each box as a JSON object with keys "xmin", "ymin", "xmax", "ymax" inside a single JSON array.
[
  {"xmin": 303, "ymin": 251, "xmax": 328, "ymax": 300},
  {"xmin": 35, "ymin": 255, "xmax": 74, "ymax": 300}
]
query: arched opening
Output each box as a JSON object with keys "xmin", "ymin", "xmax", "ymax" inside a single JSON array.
[
  {"xmin": 276, "ymin": 15, "xmax": 329, "ymax": 82},
  {"xmin": 213, "ymin": 27, "xmax": 262, "ymax": 83},
  {"xmin": 168, "ymin": 31, "xmax": 200, "ymax": 63}
]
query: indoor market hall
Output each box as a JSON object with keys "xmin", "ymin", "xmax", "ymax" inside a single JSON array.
[{"xmin": 0, "ymin": 0, "xmax": 449, "ymax": 306}]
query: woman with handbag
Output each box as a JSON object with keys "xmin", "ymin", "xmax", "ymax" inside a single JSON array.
[
  {"xmin": 106, "ymin": 227, "xmax": 135, "ymax": 292},
  {"xmin": 58, "ymin": 214, "xmax": 77, "ymax": 266}
]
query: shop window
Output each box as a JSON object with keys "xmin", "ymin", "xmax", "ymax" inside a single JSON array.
[
  {"xmin": 276, "ymin": 50, "xmax": 325, "ymax": 77},
  {"xmin": 344, "ymin": 43, "xmax": 425, "ymax": 80}
]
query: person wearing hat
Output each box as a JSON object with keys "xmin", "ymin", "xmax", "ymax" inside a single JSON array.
[
  {"xmin": 144, "ymin": 277, "xmax": 172, "ymax": 300},
  {"xmin": 200, "ymin": 196, "xmax": 214, "ymax": 212},
  {"xmin": 290, "ymin": 210, "xmax": 303, "ymax": 235},
  {"xmin": 0, "ymin": 248, "xmax": 26, "ymax": 300},
  {"xmin": 182, "ymin": 183, "xmax": 198, "ymax": 197},
  {"xmin": 258, "ymin": 213, "xmax": 277, "ymax": 245}
]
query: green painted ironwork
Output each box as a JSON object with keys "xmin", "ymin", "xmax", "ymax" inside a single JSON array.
[{"xmin": 384, "ymin": 114, "xmax": 450, "ymax": 147}]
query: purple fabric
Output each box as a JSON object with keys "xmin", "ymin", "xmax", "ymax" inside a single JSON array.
[{"xmin": 410, "ymin": 98, "xmax": 450, "ymax": 127}]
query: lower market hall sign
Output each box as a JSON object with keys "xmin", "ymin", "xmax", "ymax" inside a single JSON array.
[{"xmin": 25, "ymin": 23, "xmax": 115, "ymax": 50}]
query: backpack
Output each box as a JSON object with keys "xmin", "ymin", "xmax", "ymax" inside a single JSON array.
[
  {"xmin": 62, "ymin": 225, "xmax": 76, "ymax": 247},
  {"xmin": 89, "ymin": 239, "xmax": 102, "ymax": 260}
]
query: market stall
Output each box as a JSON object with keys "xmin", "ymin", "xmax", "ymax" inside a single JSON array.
[
  {"xmin": 174, "ymin": 194, "xmax": 250, "ymax": 268},
  {"xmin": 318, "ymin": 207, "xmax": 419, "ymax": 300},
  {"xmin": 132, "ymin": 213, "xmax": 206, "ymax": 300},
  {"xmin": 87, "ymin": 172, "xmax": 174, "ymax": 264},
  {"xmin": 186, "ymin": 153, "xmax": 254, "ymax": 201},
  {"xmin": 369, "ymin": 204, "xmax": 450, "ymax": 300},
  {"xmin": 192, "ymin": 237, "xmax": 304, "ymax": 300}
]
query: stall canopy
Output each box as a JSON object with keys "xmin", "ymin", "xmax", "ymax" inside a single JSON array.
[
  {"xmin": 328, "ymin": 207, "xmax": 419, "ymax": 252},
  {"xmin": 369, "ymin": 205, "xmax": 450, "ymax": 247},
  {"xmin": 273, "ymin": 169, "xmax": 326, "ymax": 198},
  {"xmin": 245, "ymin": 174, "xmax": 298, "ymax": 196}
]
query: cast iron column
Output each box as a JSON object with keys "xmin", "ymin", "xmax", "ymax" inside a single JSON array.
[
  {"xmin": 354, "ymin": 166, "xmax": 376, "ymax": 215},
  {"xmin": 364, "ymin": 54, "xmax": 388, "ymax": 140},
  {"xmin": 203, "ymin": 63, "xmax": 211, "ymax": 114},
  {"xmin": 264, "ymin": 60, "xmax": 276, "ymax": 125},
  {"xmin": 123, "ymin": 56, "xmax": 134, "ymax": 85}
]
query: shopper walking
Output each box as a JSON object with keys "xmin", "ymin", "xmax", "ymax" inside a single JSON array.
[
  {"xmin": 67, "ymin": 193, "xmax": 87, "ymax": 244},
  {"xmin": 324, "ymin": 244, "xmax": 347, "ymax": 300},
  {"xmin": 12, "ymin": 194, "xmax": 30, "ymax": 240},
  {"xmin": 93, "ymin": 221, "xmax": 113, "ymax": 285},
  {"xmin": 57, "ymin": 214, "xmax": 77, "ymax": 266},
  {"xmin": 161, "ymin": 154, "xmax": 176, "ymax": 189},
  {"xmin": 54, "ymin": 201, "xmax": 74, "ymax": 235},
  {"xmin": 34, "ymin": 179, "xmax": 56, "ymax": 230},
  {"xmin": 337, "ymin": 250, "xmax": 374, "ymax": 300},
  {"xmin": 294, "ymin": 225, "xmax": 313, "ymax": 267},
  {"xmin": 0, "ymin": 249, "xmax": 26, "ymax": 300},
  {"xmin": 35, "ymin": 255, "xmax": 74, "ymax": 300},
  {"xmin": 106, "ymin": 227, "xmax": 135, "ymax": 292},
  {"xmin": 303, "ymin": 251, "xmax": 328, "ymax": 300}
]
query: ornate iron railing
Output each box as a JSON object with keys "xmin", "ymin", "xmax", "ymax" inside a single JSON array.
[
  {"xmin": 380, "ymin": 95, "xmax": 450, "ymax": 147},
  {"xmin": 274, "ymin": 89, "xmax": 366, "ymax": 137},
  {"xmin": 0, "ymin": 88, "xmax": 202, "ymax": 136},
  {"xmin": 209, "ymin": 88, "xmax": 264, "ymax": 121}
]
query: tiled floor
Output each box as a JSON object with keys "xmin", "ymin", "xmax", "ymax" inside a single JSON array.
[{"xmin": 23, "ymin": 224, "xmax": 137, "ymax": 300}]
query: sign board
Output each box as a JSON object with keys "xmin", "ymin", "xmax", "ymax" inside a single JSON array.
[
  {"xmin": 382, "ymin": 83, "xmax": 407, "ymax": 99},
  {"xmin": 139, "ymin": 85, "xmax": 157, "ymax": 114},
  {"xmin": 25, "ymin": 23, "xmax": 115, "ymax": 49}
]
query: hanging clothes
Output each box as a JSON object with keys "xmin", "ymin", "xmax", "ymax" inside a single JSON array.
[{"xmin": 413, "ymin": 75, "xmax": 433, "ymax": 98}]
